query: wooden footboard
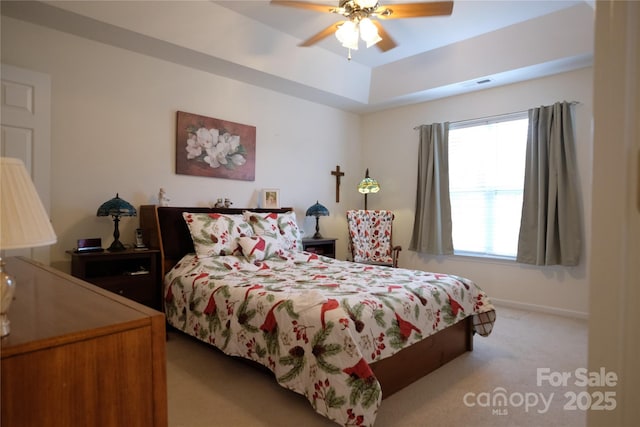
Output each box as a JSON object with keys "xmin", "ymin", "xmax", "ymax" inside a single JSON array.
[{"xmin": 371, "ymin": 316, "xmax": 473, "ymax": 398}]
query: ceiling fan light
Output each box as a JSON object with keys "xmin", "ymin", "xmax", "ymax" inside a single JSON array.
[
  {"xmin": 342, "ymin": 36, "xmax": 360, "ymax": 51},
  {"xmin": 356, "ymin": 0, "xmax": 379, "ymax": 9},
  {"xmin": 336, "ymin": 20, "xmax": 359, "ymax": 50},
  {"xmin": 359, "ymin": 18, "xmax": 382, "ymax": 48}
]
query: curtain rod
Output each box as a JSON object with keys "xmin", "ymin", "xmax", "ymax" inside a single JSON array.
[{"xmin": 413, "ymin": 101, "xmax": 581, "ymax": 130}]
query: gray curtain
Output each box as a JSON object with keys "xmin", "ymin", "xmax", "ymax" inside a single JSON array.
[
  {"xmin": 410, "ymin": 123, "xmax": 453, "ymax": 255},
  {"xmin": 517, "ymin": 101, "xmax": 582, "ymax": 266}
]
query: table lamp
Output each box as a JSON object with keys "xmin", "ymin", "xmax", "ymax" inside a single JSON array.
[
  {"xmin": 1, "ymin": 157, "xmax": 57, "ymax": 337},
  {"xmin": 357, "ymin": 168, "xmax": 380, "ymax": 210},
  {"xmin": 97, "ymin": 193, "xmax": 137, "ymax": 251},
  {"xmin": 305, "ymin": 201, "xmax": 330, "ymax": 239}
]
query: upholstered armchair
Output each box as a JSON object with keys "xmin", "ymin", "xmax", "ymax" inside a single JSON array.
[{"xmin": 346, "ymin": 210, "xmax": 402, "ymax": 268}]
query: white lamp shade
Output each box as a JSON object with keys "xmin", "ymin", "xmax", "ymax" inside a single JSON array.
[
  {"xmin": 336, "ymin": 20, "xmax": 359, "ymax": 50},
  {"xmin": 356, "ymin": 0, "xmax": 379, "ymax": 8},
  {"xmin": 359, "ymin": 18, "xmax": 382, "ymax": 48},
  {"xmin": 0, "ymin": 157, "xmax": 57, "ymax": 249}
]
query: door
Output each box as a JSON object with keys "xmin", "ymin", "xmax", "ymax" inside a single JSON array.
[
  {"xmin": 588, "ymin": 2, "xmax": 640, "ymax": 425},
  {"xmin": 1, "ymin": 64, "xmax": 52, "ymax": 264}
]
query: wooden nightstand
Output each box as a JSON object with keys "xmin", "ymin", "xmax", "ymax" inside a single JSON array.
[
  {"xmin": 67, "ymin": 248, "xmax": 161, "ymax": 310},
  {"xmin": 302, "ymin": 237, "xmax": 337, "ymax": 259}
]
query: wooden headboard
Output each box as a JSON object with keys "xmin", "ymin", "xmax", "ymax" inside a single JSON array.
[{"xmin": 139, "ymin": 205, "xmax": 293, "ymax": 275}]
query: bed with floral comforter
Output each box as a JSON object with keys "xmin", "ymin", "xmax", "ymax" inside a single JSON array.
[{"xmin": 164, "ymin": 246, "xmax": 496, "ymax": 426}]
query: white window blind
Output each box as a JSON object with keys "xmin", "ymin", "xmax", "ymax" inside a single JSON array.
[{"xmin": 448, "ymin": 112, "xmax": 528, "ymax": 258}]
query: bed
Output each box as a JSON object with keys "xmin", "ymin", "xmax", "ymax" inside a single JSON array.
[{"xmin": 140, "ymin": 205, "xmax": 496, "ymax": 426}]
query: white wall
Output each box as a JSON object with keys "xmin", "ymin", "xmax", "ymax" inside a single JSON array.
[
  {"xmin": 362, "ymin": 68, "xmax": 593, "ymax": 317},
  {"xmin": 2, "ymin": 15, "xmax": 593, "ymax": 316},
  {"xmin": 1, "ymin": 16, "xmax": 362, "ymax": 269}
]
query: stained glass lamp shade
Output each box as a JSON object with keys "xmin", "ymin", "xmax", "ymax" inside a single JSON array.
[
  {"xmin": 357, "ymin": 168, "xmax": 380, "ymax": 209},
  {"xmin": 97, "ymin": 193, "xmax": 137, "ymax": 251},
  {"xmin": 305, "ymin": 201, "xmax": 330, "ymax": 239}
]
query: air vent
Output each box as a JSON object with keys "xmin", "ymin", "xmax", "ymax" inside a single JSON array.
[{"xmin": 476, "ymin": 79, "xmax": 492, "ymax": 85}]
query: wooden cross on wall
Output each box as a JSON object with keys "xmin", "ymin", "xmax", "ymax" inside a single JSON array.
[{"xmin": 331, "ymin": 165, "xmax": 345, "ymax": 203}]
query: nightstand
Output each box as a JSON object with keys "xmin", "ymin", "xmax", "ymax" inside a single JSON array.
[
  {"xmin": 302, "ymin": 237, "xmax": 337, "ymax": 259},
  {"xmin": 67, "ymin": 248, "xmax": 161, "ymax": 310}
]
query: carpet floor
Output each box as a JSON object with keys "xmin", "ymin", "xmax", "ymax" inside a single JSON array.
[{"xmin": 166, "ymin": 305, "xmax": 587, "ymax": 427}]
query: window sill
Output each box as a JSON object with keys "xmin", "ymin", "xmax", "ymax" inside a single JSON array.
[{"xmin": 452, "ymin": 251, "xmax": 517, "ymax": 262}]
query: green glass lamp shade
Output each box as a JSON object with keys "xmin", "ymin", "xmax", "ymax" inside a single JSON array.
[
  {"xmin": 97, "ymin": 193, "xmax": 137, "ymax": 251},
  {"xmin": 357, "ymin": 177, "xmax": 380, "ymax": 194},
  {"xmin": 357, "ymin": 169, "xmax": 380, "ymax": 210},
  {"xmin": 357, "ymin": 169, "xmax": 380, "ymax": 194},
  {"xmin": 306, "ymin": 201, "xmax": 329, "ymax": 239}
]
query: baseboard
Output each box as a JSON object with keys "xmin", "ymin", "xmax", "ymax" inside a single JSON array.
[{"xmin": 491, "ymin": 297, "xmax": 588, "ymax": 320}]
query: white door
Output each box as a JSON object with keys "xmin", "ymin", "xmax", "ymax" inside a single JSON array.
[{"xmin": 1, "ymin": 64, "xmax": 52, "ymax": 265}]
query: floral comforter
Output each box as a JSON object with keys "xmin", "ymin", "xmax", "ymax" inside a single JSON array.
[{"xmin": 164, "ymin": 250, "xmax": 496, "ymax": 426}]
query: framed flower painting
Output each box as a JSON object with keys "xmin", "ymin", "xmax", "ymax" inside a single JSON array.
[{"xmin": 176, "ymin": 111, "xmax": 256, "ymax": 181}]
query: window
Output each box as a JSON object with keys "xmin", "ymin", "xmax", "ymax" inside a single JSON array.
[{"xmin": 448, "ymin": 113, "xmax": 528, "ymax": 258}]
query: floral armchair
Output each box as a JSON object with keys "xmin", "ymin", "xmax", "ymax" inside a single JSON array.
[{"xmin": 346, "ymin": 210, "xmax": 402, "ymax": 268}]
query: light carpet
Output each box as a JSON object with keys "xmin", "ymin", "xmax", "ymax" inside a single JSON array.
[{"xmin": 166, "ymin": 306, "xmax": 588, "ymax": 427}]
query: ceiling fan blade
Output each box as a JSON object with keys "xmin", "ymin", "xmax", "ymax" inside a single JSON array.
[
  {"xmin": 372, "ymin": 21, "xmax": 397, "ymax": 52},
  {"xmin": 376, "ymin": 1, "xmax": 454, "ymax": 19},
  {"xmin": 270, "ymin": 1, "xmax": 337, "ymax": 14},
  {"xmin": 299, "ymin": 21, "xmax": 344, "ymax": 47}
]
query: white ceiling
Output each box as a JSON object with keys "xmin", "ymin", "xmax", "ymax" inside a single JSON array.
[
  {"xmin": 217, "ymin": 0, "xmax": 587, "ymax": 68},
  {"xmin": 1, "ymin": 0, "xmax": 595, "ymax": 113}
]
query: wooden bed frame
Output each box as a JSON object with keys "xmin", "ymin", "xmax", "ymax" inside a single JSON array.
[{"xmin": 139, "ymin": 205, "xmax": 473, "ymax": 398}]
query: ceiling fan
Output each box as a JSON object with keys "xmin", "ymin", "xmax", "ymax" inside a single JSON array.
[{"xmin": 271, "ymin": 0, "xmax": 454, "ymax": 57}]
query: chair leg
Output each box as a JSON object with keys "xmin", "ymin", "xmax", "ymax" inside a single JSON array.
[{"xmin": 392, "ymin": 246, "xmax": 402, "ymax": 268}]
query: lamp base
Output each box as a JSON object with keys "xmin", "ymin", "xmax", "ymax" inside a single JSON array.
[
  {"xmin": 108, "ymin": 239, "xmax": 127, "ymax": 251},
  {"xmin": 313, "ymin": 216, "xmax": 324, "ymax": 240},
  {"xmin": 1, "ymin": 313, "xmax": 11, "ymax": 337},
  {"xmin": 108, "ymin": 215, "xmax": 127, "ymax": 251},
  {"xmin": 0, "ymin": 258, "xmax": 16, "ymax": 337}
]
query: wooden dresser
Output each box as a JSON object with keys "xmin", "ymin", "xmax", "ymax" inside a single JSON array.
[{"xmin": 0, "ymin": 257, "xmax": 168, "ymax": 427}]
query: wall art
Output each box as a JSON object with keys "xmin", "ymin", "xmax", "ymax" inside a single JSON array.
[{"xmin": 176, "ymin": 111, "xmax": 256, "ymax": 181}]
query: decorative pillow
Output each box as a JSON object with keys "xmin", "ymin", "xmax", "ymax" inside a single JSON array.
[
  {"xmin": 243, "ymin": 211, "xmax": 280, "ymax": 238},
  {"xmin": 243, "ymin": 211, "xmax": 303, "ymax": 251},
  {"xmin": 182, "ymin": 212, "xmax": 253, "ymax": 257},
  {"xmin": 275, "ymin": 211, "xmax": 303, "ymax": 251},
  {"xmin": 237, "ymin": 235, "xmax": 284, "ymax": 262}
]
